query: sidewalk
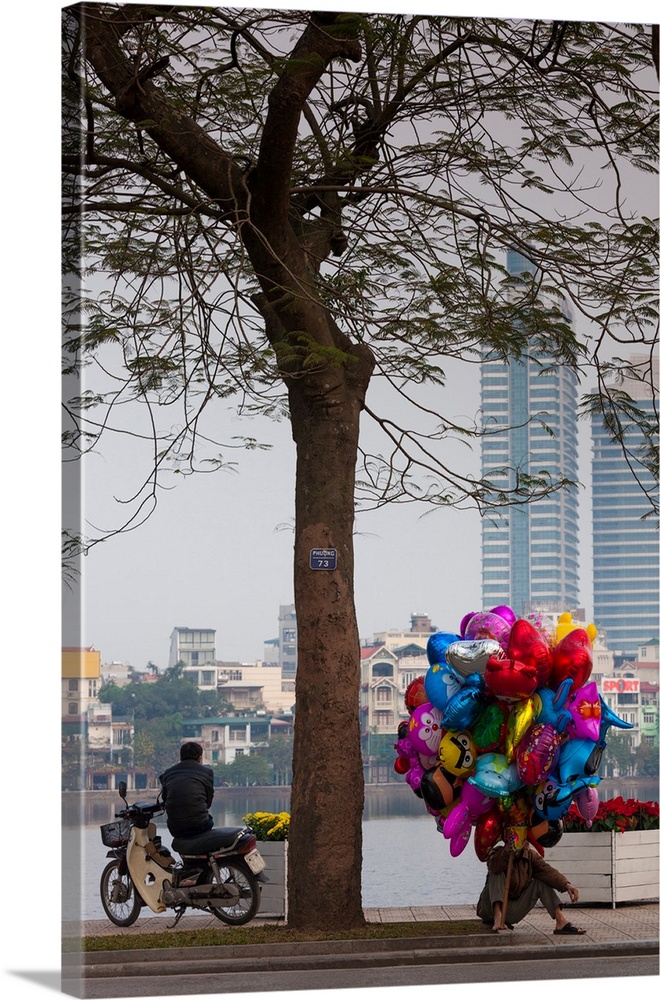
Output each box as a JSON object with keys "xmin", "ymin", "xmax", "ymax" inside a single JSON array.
[{"xmin": 64, "ymin": 900, "xmax": 659, "ymax": 949}]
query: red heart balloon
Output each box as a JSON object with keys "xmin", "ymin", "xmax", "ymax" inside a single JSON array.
[
  {"xmin": 485, "ymin": 655, "xmax": 538, "ymax": 701},
  {"xmin": 548, "ymin": 628, "xmax": 593, "ymax": 692},
  {"xmin": 474, "ymin": 807, "xmax": 503, "ymax": 862},
  {"xmin": 506, "ymin": 618, "xmax": 552, "ymax": 688}
]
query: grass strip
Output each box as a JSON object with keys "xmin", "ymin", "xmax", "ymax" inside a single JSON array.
[{"xmin": 67, "ymin": 919, "xmax": 486, "ymax": 952}]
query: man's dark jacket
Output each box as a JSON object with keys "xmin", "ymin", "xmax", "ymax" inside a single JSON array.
[{"xmin": 159, "ymin": 759, "xmax": 215, "ymax": 837}]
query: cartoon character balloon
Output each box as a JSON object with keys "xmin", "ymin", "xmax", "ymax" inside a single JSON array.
[
  {"xmin": 485, "ymin": 654, "xmax": 538, "ymax": 702},
  {"xmin": 468, "ymin": 752, "xmax": 524, "ymax": 798},
  {"xmin": 437, "ymin": 729, "xmax": 477, "ymax": 777},
  {"xmin": 566, "ymin": 681, "xmax": 602, "ymax": 740},
  {"xmin": 442, "ymin": 674, "xmax": 486, "ymax": 731},
  {"xmin": 425, "ymin": 633, "xmax": 463, "ymax": 712},
  {"xmin": 407, "ymin": 702, "xmax": 444, "ymax": 757}
]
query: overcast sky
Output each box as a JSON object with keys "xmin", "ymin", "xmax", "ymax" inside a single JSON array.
[{"xmin": 57, "ymin": 1, "xmax": 658, "ymax": 671}]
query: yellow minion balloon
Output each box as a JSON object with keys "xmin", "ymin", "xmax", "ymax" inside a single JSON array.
[{"xmin": 437, "ymin": 730, "xmax": 477, "ymax": 777}]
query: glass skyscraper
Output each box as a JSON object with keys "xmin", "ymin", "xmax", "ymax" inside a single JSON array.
[
  {"xmin": 480, "ymin": 251, "xmax": 580, "ymax": 615},
  {"xmin": 591, "ymin": 356, "xmax": 659, "ymax": 659}
]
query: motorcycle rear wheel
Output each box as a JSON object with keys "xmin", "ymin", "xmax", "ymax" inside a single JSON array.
[
  {"xmin": 100, "ymin": 860, "xmax": 142, "ymax": 926},
  {"xmin": 206, "ymin": 860, "xmax": 260, "ymax": 925}
]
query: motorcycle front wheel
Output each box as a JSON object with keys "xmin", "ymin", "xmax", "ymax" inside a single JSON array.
[
  {"xmin": 100, "ymin": 860, "xmax": 142, "ymax": 926},
  {"xmin": 207, "ymin": 860, "xmax": 261, "ymax": 925}
]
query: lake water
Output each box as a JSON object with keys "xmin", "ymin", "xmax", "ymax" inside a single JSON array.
[{"xmin": 63, "ymin": 779, "xmax": 659, "ymax": 922}]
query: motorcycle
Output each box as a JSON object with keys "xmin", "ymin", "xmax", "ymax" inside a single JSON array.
[{"xmin": 99, "ymin": 781, "xmax": 268, "ymax": 928}]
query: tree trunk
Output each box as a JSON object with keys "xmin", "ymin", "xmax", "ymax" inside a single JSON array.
[{"xmin": 286, "ymin": 366, "xmax": 370, "ymax": 930}]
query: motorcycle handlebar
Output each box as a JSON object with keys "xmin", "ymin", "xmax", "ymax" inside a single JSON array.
[{"xmin": 115, "ymin": 802, "xmax": 164, "ymax": 819}]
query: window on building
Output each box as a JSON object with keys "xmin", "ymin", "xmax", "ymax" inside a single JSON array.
[
  {"xmin": 643, "ymin": 712, "xmax": 655, "ymax": 724},
  {"xmin": 376, "ymin": 686, "xmax": 392, "ymax": 704},
  {"xmin": 201, "ymin": 671, "xmax": 215, "ymax": 686},
  {"xmin": 372, "ymin": 662, "xmax": 393, "ymax": 677},
  {"xmin": 68, "ymin": 702, "xmax": 78, "ymax": 715},
  {"xmin": 229, "ymin": 726, "xmax": 247, "ymax": 742},
  {"xmin": 68, "ymin": 679, "xmax": 79, "ymax": 692},
  {"xmin": 212, "ymin": 730, "xmax": 219, "ymax": 741},
  {"xmin": 234, "ymin": 748, "xmax": 245, "ymax": 756}
]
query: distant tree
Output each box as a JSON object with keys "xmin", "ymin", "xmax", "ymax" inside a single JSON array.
[
  {"xmin": 603, "ymin": 731, "xmax": 636, "ymax": 777},
  {"xmin": 63, "ymin": 7, "xmax": 658, "ymax": 930},
  {"xmin": 226, "ymin": 753, "xmax": 271, "ymax": 787},
  {"xmin": 100, "ymin": 670, "xmax": 235, "ymax": 772},
  {"xmin": 133, "ymin": 715, "xmax": 183, "ymax": 775},
  {"xmin": 99, "ymin": 672, "xmax": 200, "ymax": 719},
  {"xmin": 634, "ymin": 738, "xmax": 659, "ymax": 777},
  {"xmin": 263, "ymin": 734, "xmax": 294, "ymax": 786}
]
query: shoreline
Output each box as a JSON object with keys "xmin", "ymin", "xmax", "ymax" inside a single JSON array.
[{"xmin": 62, "ymin": 775, "xmax": 660, "ymax": 801}]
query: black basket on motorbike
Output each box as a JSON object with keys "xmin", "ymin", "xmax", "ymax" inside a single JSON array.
[{"xmin": 100, "ymin": 819, "xmax": 131, "ymax": 847}]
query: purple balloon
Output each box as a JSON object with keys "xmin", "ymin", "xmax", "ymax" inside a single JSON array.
[
  {"xmin": 490, "ymin": 605, "xmax": 517, "ymax": 627},
  {"xmin": 459, "ymin": 612, "xmax": 477, "ymax": 638}
]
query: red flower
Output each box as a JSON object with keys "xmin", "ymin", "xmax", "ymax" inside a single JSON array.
[{"xmin": 561, "ymin": 797, "xmax": 659, "ymax": 834}]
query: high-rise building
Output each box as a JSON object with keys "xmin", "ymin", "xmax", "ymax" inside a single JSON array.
[
  {"xmin": 480, "ymin": 251, "xmax": 580, "ymax": 614},
  {"xmin": 591, "ymin": 354, "xmax": 659, "ymax": 660}
]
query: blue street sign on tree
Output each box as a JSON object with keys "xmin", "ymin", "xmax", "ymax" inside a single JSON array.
[{"xmin": 309, "ymin": 548, "xmax": 338, "ymax": 570}]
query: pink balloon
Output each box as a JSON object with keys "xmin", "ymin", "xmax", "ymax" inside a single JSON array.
[
  {"xmin": 464, "ymin": 611, "xmax": 512, "ymax": 645},
  {"xmin": 566, "ymin": 681, "xmax": 602, "ymax": 741},
  {"xmin": 576, "ymin": 785, "xmax": 599, "ymax": 827},
  {"xmin": 449, "ymin": 827, "xmax": 471, "ymax": 857}
]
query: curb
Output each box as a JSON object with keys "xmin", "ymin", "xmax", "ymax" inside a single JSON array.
[{"xmin": 65, "ymin": 936, "xmax": 660, "ymax": 980}]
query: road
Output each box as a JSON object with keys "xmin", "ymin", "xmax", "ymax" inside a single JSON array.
[{"xmin": 62, "ymin": 953, "xmax": 659, "ymax": 997}]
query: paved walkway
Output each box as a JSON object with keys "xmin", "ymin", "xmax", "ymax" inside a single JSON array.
[{"xmin": 64, "ymin": 901, "xmax": 659, "ymax": 951}]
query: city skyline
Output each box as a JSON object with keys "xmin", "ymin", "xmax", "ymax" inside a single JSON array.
[
  {"xmin": 480, "ymin": 250, "xmax": 581, "ymax": 615},
  {"xmin": 591, "ymin": 356, "xmax": 660, "ymax": 658}
]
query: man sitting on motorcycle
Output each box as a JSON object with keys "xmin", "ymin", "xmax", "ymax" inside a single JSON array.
[{"xmin": 159, "ymin": 742, "xmax": 215, "ymax": 838}]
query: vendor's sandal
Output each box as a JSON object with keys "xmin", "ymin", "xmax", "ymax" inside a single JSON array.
[{"xmin": 554, "ymin": 922, "xmax": 586, "ymax": 935}]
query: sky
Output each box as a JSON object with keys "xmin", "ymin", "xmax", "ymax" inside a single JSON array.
[
  {"xmin": 55, "ymin": 0, "xmax": 658, "ymax": 672},
  {"xmin": 2, "ymin": 2, "xmax": 656, "ymax": 1000}
]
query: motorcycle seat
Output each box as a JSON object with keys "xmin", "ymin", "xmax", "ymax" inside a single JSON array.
[{"xmin": 171, "ymin": 826, "xmax": 246, "ymax": 855}]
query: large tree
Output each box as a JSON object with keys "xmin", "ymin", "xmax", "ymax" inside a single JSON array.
[{"xmin": 62, "ymin": 6, "xmax": 658, "ymax": 930}]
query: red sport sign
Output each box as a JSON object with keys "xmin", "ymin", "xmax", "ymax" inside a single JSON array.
[{"xmin": 602, "ymin": 677, "xmax": 640, "ymax": 694}]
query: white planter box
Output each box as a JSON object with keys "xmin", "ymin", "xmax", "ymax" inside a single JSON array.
[
  {"xmin": 256, "ymin": 840, "xmax": 287, "ymax": 918},
  {"xmin": 543, "ymin": 829, "xmax": 659, "ymax": 907}
]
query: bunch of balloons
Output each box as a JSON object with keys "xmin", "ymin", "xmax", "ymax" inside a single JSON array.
[{"xmin": 393, "ymin": 608, "xmax": 632, "ymax": 860}]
